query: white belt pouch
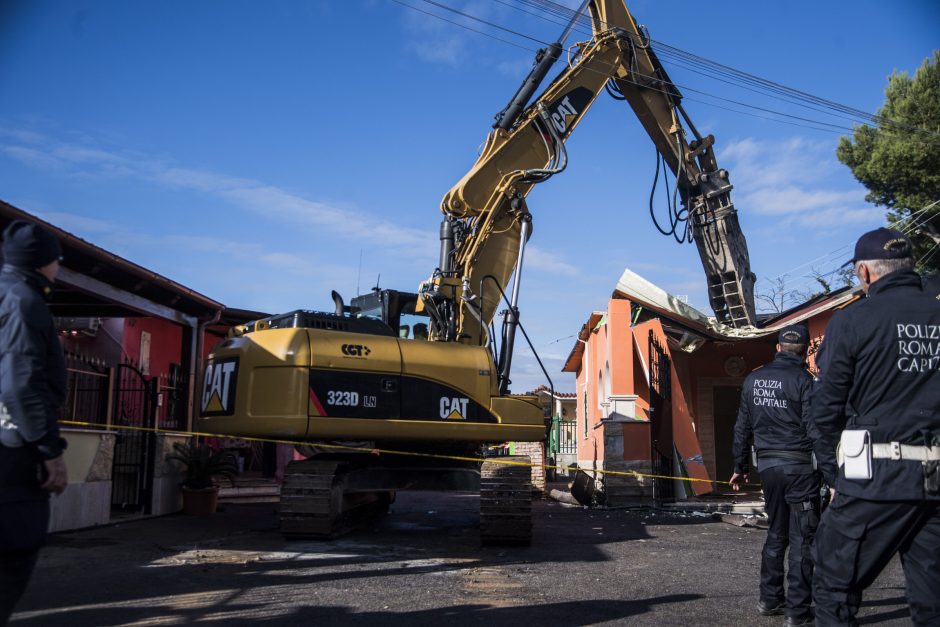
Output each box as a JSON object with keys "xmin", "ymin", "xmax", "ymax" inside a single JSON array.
[{"xmin": 840, "ymin": 430, "xmax": 872, "ymax": 480}]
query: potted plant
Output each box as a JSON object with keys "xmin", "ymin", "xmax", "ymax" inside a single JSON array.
[{"xmin": 166, "ymin": 440, "xmax": 238, "ymax": 515}]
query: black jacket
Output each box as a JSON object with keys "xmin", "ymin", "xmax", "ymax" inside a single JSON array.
[
  {"xmin": 811, "ymin": 270, "xmax": 940, "ymax": 501},
  {"xmin": 0, "ymin": 265, "xmax": 67, "ymax": 502},
  {"xmin": 732, "ymin": 351, "xmax": 828, "ymax": 476}
]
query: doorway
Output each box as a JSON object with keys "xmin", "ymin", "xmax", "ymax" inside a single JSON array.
[{"xmin": 712, "ymin": 385, "xmax": 742, "ymax": 485}]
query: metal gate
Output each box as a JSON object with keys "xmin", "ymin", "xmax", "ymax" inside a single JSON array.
[
  {"xmin": 110, "ymin": 362, "xmax": 157, "ymax": 512},
  {"xmin": 557, "ymin": 420, "xmax": 577, "ymax": 454},
  {"xmin": 649, "ymin": 332, "xmax": 675, "ymax": 502}
]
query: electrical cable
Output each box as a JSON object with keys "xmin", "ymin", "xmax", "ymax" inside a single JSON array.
[
  {"xmin": 511, "ymin": 0, "xmax": 939, "ymax": 140},
  {"xmin": 406, "ymin": 1, "xmax": 880, "ymax": 138},
  {"xmin": 388, "ymin": 0, "xmax": 534, "ymax": 51},
  {"xmin": 413, "ymin": 0, "xmax": 551, "ymax": 45},
  {"xmin": 918, "ymin": 240, "xmax": 940, "ymax": 269},
  {"xmin": 467, "ymin": 0, "xmax": 940, "ymax": 140},
  {"xmin": 758, "ymin": 200, "xmax": 940, "ymax": 294}
]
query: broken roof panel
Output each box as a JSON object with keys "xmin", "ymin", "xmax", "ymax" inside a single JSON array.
[
  {"xmin": 613, "ymin": 268, "xmax": 862, "ymax": 340},
  {"xmin": 562, "ymin": 267, "xmax": 863, "ymax": 372}
]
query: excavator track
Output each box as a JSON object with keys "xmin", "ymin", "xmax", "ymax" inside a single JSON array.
[
  {"xmin": 479, "ymin": 456, "xmax": 532, "ymax": 546},
  {"xmin": 279, "ymin": 459, "xmax": 389, "ymax": 539}
]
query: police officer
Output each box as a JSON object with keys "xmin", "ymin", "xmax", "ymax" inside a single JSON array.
[
  {"xmin": 730, "ymin": 324, "xmax": 828, "ymax": 627},
  {"xmin": 811, "ymin": 227, "xmax": 939, "ymax": 626},
  {"xmin": 0, "ymin": 220, "xmax": 69, "ymax": 625}
]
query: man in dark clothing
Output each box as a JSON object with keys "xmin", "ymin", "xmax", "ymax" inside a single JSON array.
[
  {"xmin": 730, "ymin": 324, "xmax": 828, "ymax": 627},
  {"xmin": 0, "ymin": 220, "xmax": 69, "ymax": 625},
  {"xmin": 811, "ymin": 227, "xmax": 940, "ymax": 626}
]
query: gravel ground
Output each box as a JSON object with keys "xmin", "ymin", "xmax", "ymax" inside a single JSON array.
[{"xmin": 11, "ymin": 491, "xmax": 910, "ymax": 626}]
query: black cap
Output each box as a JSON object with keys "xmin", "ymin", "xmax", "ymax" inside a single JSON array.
[
  {"xmin": 846, "ymin": 227, "xmax": 913, "ymax": 266},
  {"xmin": 2, "ymin": 220, "xmax": 63, "ymax": 269},
  {"xmin": 778, "ymin": 324, "xmax": 809, "ymax": 346}
]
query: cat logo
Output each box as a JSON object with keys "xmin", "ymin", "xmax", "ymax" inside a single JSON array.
[
  {"xmin": 201, "ymin": 358, "xmax": 238, "ymax": 416},
  {"xmin": 440, "ymin": 396, "xmax": 469, "ymax": 420},
  {"xmin": 341, "ymin": 344, "xmax": 371, "ymax": 357},
  {"xmin": 549, "ymin": 95, "xmax": 579, "ymax": 134}
]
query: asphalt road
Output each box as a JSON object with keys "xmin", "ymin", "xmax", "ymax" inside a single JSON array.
[{"xmin": 12, "ymin": 492, "xmax": 910, "ymax": 626}]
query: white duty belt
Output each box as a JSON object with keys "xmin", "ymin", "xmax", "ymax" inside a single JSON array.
[
  {"xmin": 838, "ymin": 430, "xmax": 939, "ymax": 480},
  {"xmin": 871, "ymin": 442, "xmax": 940, "ymax": 462}
]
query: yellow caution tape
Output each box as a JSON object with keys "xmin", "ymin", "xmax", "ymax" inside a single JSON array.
[{"xmin": 60, "ymin": 420, "xmax": 763, "ymax": 488}]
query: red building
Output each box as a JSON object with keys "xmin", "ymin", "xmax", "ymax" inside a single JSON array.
[
  {"xmin": 562, "ymin": 268, "xmax": 859, "ymax": 504},
  {"xmin": 1, "ymin": 201, "xmax": 265, "ymax": 530}
]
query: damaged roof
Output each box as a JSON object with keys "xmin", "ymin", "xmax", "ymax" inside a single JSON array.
[{"xmin": 562, "ymin": 267, "xmax": 863, "ymax": 372}]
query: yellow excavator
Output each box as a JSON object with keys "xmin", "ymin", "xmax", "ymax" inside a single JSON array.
[{"xmin": 198, "ymin": 0, "xmax": 757, "ymax": 544}]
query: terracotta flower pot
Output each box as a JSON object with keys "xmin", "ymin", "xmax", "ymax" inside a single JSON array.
[{"xmin": 181, "ymin": 486, "xmax": 220, "ymax": 516}]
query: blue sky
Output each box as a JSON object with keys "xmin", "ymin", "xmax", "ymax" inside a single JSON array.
[{"xmin": 1, "ymin": 0, "xmax": 937, "ymax": 392}]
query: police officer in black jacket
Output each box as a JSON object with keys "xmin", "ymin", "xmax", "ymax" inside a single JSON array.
[
  {"xmin": 0, "ymin": 220, "xmax": 69, "ymax": 625},
  {"xmin": 811, "ymin": 228, "xmax": 939, "ymax": 626},
  {"xmin": 731, "ymin": 324, "xmax": 828, "ymax": 626}
]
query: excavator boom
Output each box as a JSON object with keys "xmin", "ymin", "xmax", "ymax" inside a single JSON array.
[{"xmin": 421, "ymin": 0, "xmax": 756, "ymax": 364}]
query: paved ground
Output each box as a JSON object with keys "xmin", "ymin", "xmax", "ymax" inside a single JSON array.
[{"xmin": 12, "ymin": 492, "xmax": 910, "ymax": 626}]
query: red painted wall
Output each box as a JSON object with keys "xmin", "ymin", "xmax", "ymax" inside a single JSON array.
[{"xmin": 122, "ymin": 318, "xmax": 183, "ymax": 378}]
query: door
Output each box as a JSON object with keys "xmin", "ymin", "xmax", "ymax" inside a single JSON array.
[
  {"xmin": 712, "ymin": 385, "xmax": 746, "ymax": 486},
  {"xmin": 649, "ymin": 332, "xmax": 674, "ymax": 501}
]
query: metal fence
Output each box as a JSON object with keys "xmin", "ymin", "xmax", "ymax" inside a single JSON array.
[
  {"xmin": 61, "ymin": 352, "xmax": 111, "ymax": 426},
  {"xmin": 155, "ymin": 364, "xmax": 185, "ymax": 431}
]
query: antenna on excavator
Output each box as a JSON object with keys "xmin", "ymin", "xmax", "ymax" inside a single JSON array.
[{"xmin": 356, "ymin": 249, "xmax": 363, "ymax": 295}]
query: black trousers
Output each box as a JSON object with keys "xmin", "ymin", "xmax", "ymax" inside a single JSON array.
[
  {"xmin": 0, "ymin": 499, "xmax": 50, "ymax": 626},
  {"xmin": 0, "ymin": 549, "xmax": 40, "ymax": 626},
  {"xmin": 813, "ymin": 495, "xmax": 940, "ymax": 626},
  {"xmin": 759, "ymin": 465, "xmax": 820, "ymax": 619}
]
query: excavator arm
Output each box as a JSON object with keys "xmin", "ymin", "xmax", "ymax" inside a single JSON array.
[
  {"xmin": 420, "ymin": 0, "xmax": 757, "ymax": 390},
  {"xmin": 597, "ymin": 2, "xmax": 757, "ymax": 329}
]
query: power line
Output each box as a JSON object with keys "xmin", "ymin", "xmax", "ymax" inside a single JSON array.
[
  {"xmin": 396, "ymin": 0, "xmax": 865, "ymax": 136},
  {"xmin": 509, "ymin": 0, "xmax": 940, "ymax": 140},
  {"xmin": 480, "ymin": 0, "xmax": 939, "ymax": 140},
  {"xmin": 412, "ymin": 0, "xmax": 550, "ymax": 46},
  {"xmin": 757, "ymin": 202, "xmax": 940, "ymax": 295},
  {"xmin": 388, "ymin": 0, "xmax": 534, "ymax": 51}
]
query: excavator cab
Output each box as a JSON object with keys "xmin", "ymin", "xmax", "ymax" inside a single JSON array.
[{"xmin": 348, "ymin": 289, "xmax": 430, "ymax": 341}]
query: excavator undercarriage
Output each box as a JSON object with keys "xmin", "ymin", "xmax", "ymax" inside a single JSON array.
[{"xmin": 279, "ymin": 451, "xmax": 532, "ymax": 545}]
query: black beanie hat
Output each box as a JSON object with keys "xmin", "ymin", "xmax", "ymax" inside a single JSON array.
[{"xmin": 2, "ymin": 220, "xmax": 63, "ymax": 269}]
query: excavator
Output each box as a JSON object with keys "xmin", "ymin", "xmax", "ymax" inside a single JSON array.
[{"xmin": 197, "ymin": 0, "xmax": 757, "ymax": 544}]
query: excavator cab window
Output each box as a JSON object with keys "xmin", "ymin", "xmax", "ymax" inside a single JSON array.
[
  {"xmin": 350, "ymin": 289, "xmax": 428, "ymax": 338},
  {"xmin": 413, "ymin": 323, "xmax": 429, "ymax": 341}
]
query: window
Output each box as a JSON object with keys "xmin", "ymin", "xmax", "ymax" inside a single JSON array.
[
  {"xmin": 605, "ymin": 361, "xmax": 611, "ymax": 400},
  {"xmin": 582, "ymin": 386, "xmax": 588, "ymax": 438}
]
